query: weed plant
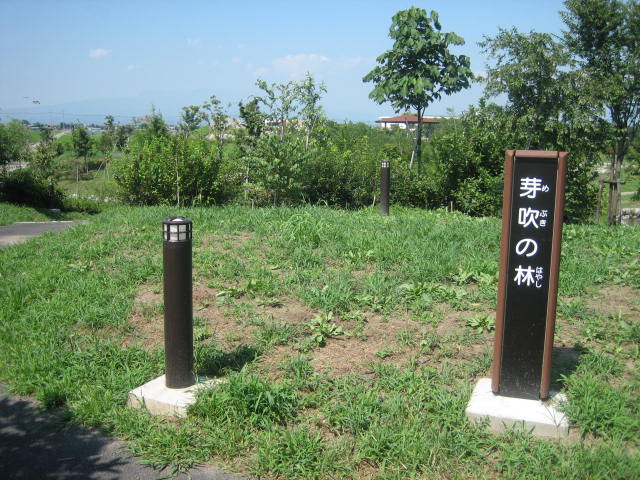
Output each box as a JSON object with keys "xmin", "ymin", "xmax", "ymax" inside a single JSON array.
[{"xmin": 0, "ymin": 205, "xmax": 638, "ymax": 478}]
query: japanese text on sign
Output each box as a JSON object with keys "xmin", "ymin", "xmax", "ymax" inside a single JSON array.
[{"xmin": 513, "ymin": 177, "xmax": 550, "ymax": 289}]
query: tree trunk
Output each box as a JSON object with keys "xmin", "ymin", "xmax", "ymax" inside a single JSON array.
[
  {"xmin": 607, "ymin": 138, "xmax": 625, "ymax": 225},
  {"xmin": 415, "ymin": 107, "xmax": 424, "ymax": 173}
]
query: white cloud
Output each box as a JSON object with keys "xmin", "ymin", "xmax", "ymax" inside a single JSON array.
[
  {"xmin": 336, "ymin": 56, "xmax": 366, "ymax": 69},
  {"xmin": 268, "ymin": 53, "xmax": 330, "ymax": 78},
  {"xmin": 254, "ymin": 54, "xmax": 370, "ymax": 79},
  {"xmin": 89, "ymin": 48, "xmax": 111, "ymax": 59},
  {"xmin": 186, "ymin": 38, "xmax": 201, "ymax": 47}
]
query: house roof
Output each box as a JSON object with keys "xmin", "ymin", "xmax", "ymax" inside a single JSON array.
[{"xmin": 375, "ymin": 115, "xmax": 439, "ymax": 124}]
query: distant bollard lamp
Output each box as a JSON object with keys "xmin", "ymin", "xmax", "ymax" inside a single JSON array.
[
  {"xmin": 380, "ymin": 160, "xmax": 390, "ymax": 216},
  {"xmin": 162, "ymin": 216, "xmax": 195, "ymax": 389}
]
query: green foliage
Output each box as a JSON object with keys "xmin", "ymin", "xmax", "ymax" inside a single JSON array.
[
  {"xmin": 131, "ymin": 106, "xmax": 168, "ymax": 144},
  {"xmin": 254, "ymin": 426, "xmax": 342, "ymax": 480},
  {"xmin": 190, "ymin": 371, "xmax": 297, "ymax": 428},
  {"xmin": 562, "ymin": 0, "xmax": 640, "ymax": 223},
  {"xmin": 466, "ymin": 314, "xmax": 495, "ymax": 334},
  {"xmin": 431, "ymin": 99, "xmax": 599, "ymax": 221},
  {"xmin": 363, "ymin": 6, "xmax": 473, "ymax": 169},
  {"xmin": 306, "ymin": 312, "xmax": 344, "ymax": 347},
  {"xmin": 178, "ymin": 105, "xmax": 205, "ymax": 136},
  {"xmin": 30, "ymin": 128, "xmax": 62, "ymax": 181},
  {"xmin": 71, "ymin": 126, "xmax": 91, "ymax": 160},
  {"xmin": 0, "ymin": 120, "xmax": 32, "ymax": 168},
  {"xmin": 253, "ymin": 134, "xmax": 307, "ymax": 205},
  {"xmin": 562, "ymin": 353, "xmax": 640, "ymax": 441},
  {"xmin": 364, "ymin": 7, "xmax": 473, "ymax": 111},
  {"xmin": 112, "ymin": 134, "xmax": 225, "ymax": 206},
  {"xmin": 0, "ymin": 169, "xmax": 63, "ymax": 208}
]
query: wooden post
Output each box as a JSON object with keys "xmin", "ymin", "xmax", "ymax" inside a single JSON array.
[{"xmin": 492, "ymin": 150, "xmax": 567, "ymax": 400}]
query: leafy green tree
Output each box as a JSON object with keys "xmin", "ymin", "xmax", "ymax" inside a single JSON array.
[
  {"xmin": 201, "ymin": 95, "xmax": 229, "ymax": 163},
  {"xmin": 363, "ymin": 7, "xmax": 474, "ymax": 171},
  {"xmin": 71, "ymin": 125, "xmax": 91, "ymax": 173},
  {"xmin": 296, "ymin": 72, "xmax": 327, "ymax": 149},
  {"xmin": 98, "ymin": 115, "xmax": 116, "ymax": 167},
  {"xmin": 481, "ymin": 29, "xmax": 574, "ymax": 147},
  {"xmin": 30, "ymin": 127, "xmax": 61, "ymax": 182},
  {"xmin": 179, "ymin": 105, "xmax": 205, "ymax": 136},
  {"xmin": 112, "ymin": 135, "xmax": 223, "ymax": 206},
  {"xmin": 134, "ymin": 106, "xmax": 168, "ymax": 144},
  {"xmin": 239, "ymin": 98, "xmax": 264, "ymax": 149},
  {"xmin": 255, "ymin": 134, "xmax": 306, "ymax": 205},
  {"xmin": 562, "ymin": 0, "xmax": 640, "ymax": 224},
  {"xmin": 255, "ymin": 79, "xmax": 298, "ymax": 140},
  {"xmin": 115, "ymin": 124, "xmax": 133, "ymax": 150},
  {"xmin": 238, "ymin": 98, "xmax": 265, "ymax": 194},
  {"xmin": 480, "ymin": 27, "xmax": 605, "ymax": 221},
  {"xmin": 0, "ymin": 120, "xmax": 31, "ymax": 171}
]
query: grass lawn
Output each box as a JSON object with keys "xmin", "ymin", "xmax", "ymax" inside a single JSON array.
[
  {"xmin": 0, "ymin": 205, "xmax": 638, "ymax": 479},
  {"xmin": 0, "ymin": 202, "xmax": 90, "ymax": 225},
  {"xmin": 55, "ymin": 155, "xmax": 120, "ymax": 201}
]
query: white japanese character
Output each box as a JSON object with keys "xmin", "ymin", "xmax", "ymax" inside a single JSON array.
[
  {"xmin": 514, "ymin": 265, "xmax": 536, "ymax": 287},
  {"xmin": 535, "ymin": 267, "xmax": 544, "ymax": 288},
  {"xmin": 518, "ymin": 207, "xmax": 540, "ymax": 228},
  {"xmin": 519, "ymin": 177, "xmax": 548, "ymax": 199},
  {"xmin": 515, "ymin": 238, "xmax": 538, "ymax": 257}
]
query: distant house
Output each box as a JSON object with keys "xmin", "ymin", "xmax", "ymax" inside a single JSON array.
[{"xmin": 375, "ymin": 115, "xmax": 439, "ymax": 131}]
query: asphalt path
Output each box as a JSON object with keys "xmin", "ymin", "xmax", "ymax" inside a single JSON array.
[
  {"xmin": 0, "ymin": 221, "xmax": 83, "ymax": 247},
  {"xmin": 0, "ymin": 221, "xmax": 250, "ymax": 479},
  {"xmin": 0, "ymin": 384, "xmax": 246, "ymax": 480}
]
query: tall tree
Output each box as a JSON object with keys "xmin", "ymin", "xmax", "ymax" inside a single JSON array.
[
  {"xmin": 255, "ymin": 79, "xmax": 298, "ymax": 141},
  {"xmin": 238, "ymin": 98, "xmax": 265, "ymax": 192},
  {"xmin": 481, "ymin": 29, "xmax": 574, "ymax": 147},
  {"xmin": 296, "ymin": 72, "xmax": 327, "ymax": 149},
  {"xmin": 201, "ymin": 95, "xmax": 229, "ymax": 163},
  {"xmin": 363, "ymin": 7, "xmax": 473, "ymax": 171},
  {"xmin": 71, "ymin": 125, "xmax": 91, "ymax": 173},
  {"xmin": 562, "ymin": 0, "xmax": 640, "ymax": 224},
  {"xmin": 179, "ymin": 105, "xmax": 205, "ymax": 136},
  {"xmin": 0, "ymin": 120, "xmax": 31, "ymax": 172},
  {"xmin": 30, "ymin": 127, "xmax": 61, "ymax": 182}
]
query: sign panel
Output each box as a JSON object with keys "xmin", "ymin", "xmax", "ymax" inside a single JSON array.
[{"xmin": 492, "ymin": 151, "xmax": 567, "ymax": 400}]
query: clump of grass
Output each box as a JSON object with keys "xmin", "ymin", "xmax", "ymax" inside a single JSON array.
[
  {"xmin": 190, "ymin": 370, "xmax": 298, "ymax": 428},
  {"xmin": 253, "ymin": 426, "xmax": 347, "ymax": 480}
]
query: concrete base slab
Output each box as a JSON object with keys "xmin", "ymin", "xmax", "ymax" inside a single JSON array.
[
  {"xmin": 128, "ymin": 375, "xmax": 223, "ymax": 418},
  {"xmin": 465, "ymin": 378, "xmax": 569, "ymax": 438}
]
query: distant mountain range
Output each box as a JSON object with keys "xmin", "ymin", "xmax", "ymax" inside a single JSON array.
[
  {"xmin": 1, "ymin": 89, "xmax": 379, "ymax": 126},
  {"xmin": 0, "ymin": 91, "xmax": 206, "ymax": 126}
]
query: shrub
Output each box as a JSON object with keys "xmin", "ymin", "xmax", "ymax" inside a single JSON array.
[{"xmin": 0, "ymin": 169, "xmax": 64, "ymax": 208}]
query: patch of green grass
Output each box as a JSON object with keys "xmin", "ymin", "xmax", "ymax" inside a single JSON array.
[
  {"xmin": 0, "ymin": 205, "xmax": 639, "ymax": 478},
  {"xmin": 190, "ymin": 370, "xmax": 298, "ymax": 428},
  {"xmin": 0, "ymin": 202, "xmax": 88, "ymax": 225}
]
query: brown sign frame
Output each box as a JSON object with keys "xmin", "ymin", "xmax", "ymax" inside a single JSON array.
[{"xmin": 492, "ymin": 150, "xmax": 567, "ymax": 400}]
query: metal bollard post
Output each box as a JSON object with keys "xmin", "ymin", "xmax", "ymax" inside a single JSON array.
[
  {"xmin": 380, "ymin": 160, "xmax": 390, "ymax": 216},
  {"xmin": 162, "ymin": 217, "xmax": 195, "ymax": 389}
]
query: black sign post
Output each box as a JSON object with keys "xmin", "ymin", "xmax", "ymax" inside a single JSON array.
[
  {"xmin": 492, "ymin": 150, "xmax": 567, "ymax": 400},
  {"xmin": 380, "ymin": 160, "xmax": 390, "ymax": 216}
]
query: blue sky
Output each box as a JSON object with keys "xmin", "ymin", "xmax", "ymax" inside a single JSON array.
[{"xmin": 0, "ymin": 1, "xmax": 567, "ymax": 124}]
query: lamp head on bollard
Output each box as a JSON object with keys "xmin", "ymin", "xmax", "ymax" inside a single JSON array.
[
  {"xmin": 381, "ymin": 160, "xmax": 390, "ymax": 168},
  {"xmin": 162, "ymin": 217, "xmax": 192, "ymax": 243}
]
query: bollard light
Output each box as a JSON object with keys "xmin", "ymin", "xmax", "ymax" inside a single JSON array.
[
  {"xmin": 380, "ymin": 160, "xmax": 391, "ymax": 216},
  {"xmin": 163, "ymin": 217, "xmax": 192, "ymax": 242},
  {"xmin": 162, "ymin": 216, "xmax": 195, "ymax": 389}
]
